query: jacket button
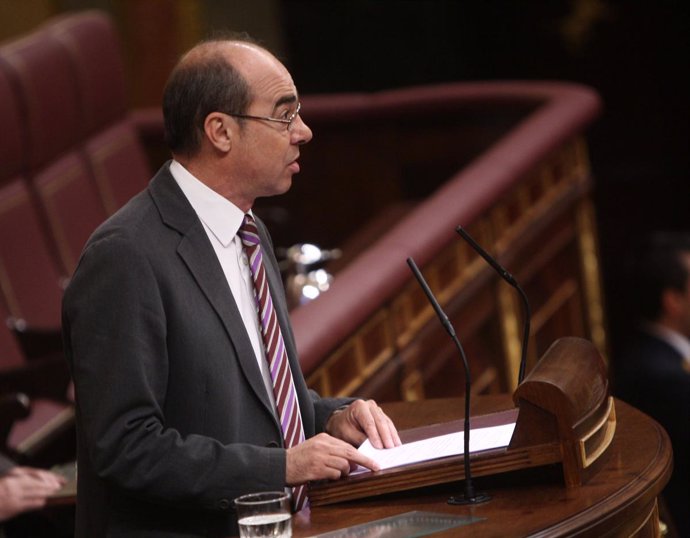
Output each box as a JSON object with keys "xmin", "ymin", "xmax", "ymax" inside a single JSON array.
[
  {"xmin": 218, "ymin": 499, "xmax": 231, "ymax": 510},
  {"xmin": 266, "ymin": 441, "xmax": 279, "ymax": 448}
]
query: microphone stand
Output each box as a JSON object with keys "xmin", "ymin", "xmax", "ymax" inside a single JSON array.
[
  {"xmin": 456, "ymin": 226, "xmax": 532, "ymax": 384},
  {"xmin": 407, "ymin": 257, "xmax": 491, "ymax": 505}
]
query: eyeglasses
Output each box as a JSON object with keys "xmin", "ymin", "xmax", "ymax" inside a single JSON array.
[{"xmin": 225, "ymin": 102, "xmax": 301, "ymax": 130}]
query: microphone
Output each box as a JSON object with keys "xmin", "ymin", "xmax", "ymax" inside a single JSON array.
[
  {"xmin": 455, "ymin": 226, "xmax": 531, "ymax": 384},
  {"xmin": 406, "ymin": 257, "xmax": 490, "ymax": 505}
]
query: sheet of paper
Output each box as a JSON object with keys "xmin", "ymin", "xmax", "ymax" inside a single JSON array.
[{"xmin": 353, "ymin": 422, "xmax": 516, "ymax": 474}]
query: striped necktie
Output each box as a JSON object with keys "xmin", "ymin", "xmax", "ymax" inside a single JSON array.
[{"xmin": 238, "ymin": 214, "xmax": 308, "ymax": 511}]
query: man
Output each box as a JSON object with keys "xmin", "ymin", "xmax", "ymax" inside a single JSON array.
[
  {"xmin": 614, "ymin": 232, "xmax": 690, "ymax": 538},
  {"xmin": 62, "ymin": 39, "xmax": 400, "ymax": 538}
]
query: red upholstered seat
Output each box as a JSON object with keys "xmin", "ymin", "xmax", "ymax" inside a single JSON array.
[
  {"xmin": 32, "ymin": 152, "xmax": 109, "ymax": 274},
  {"xmin": 0, "ymin": 181, "xmax": 64, "ymax": 329},
  {"xmin": 0, "ymin": 29, "xmax": 82, "ymax": 170},
  {"xmin": 1, "ymin": 11, "xmax": 156, "ymax": 279},
  {"xmin": 0, "ymin": 59, "xmax": 24, "ymax": 186},
  {"xmin": 83, "ymin": 122, "xmax": 151, "ymax": 214},
  {"xmin": 1, "ymin": 24, "xmax": 110, "ymax": 275},
  {"xmin": 0, "ymin": 33, "xmax": 74, "ymax": 466},
  {"xmin": 49, "ymin": 11, "xmax": 128, "ymax": 134},
  {"xmin": 0, "ymin": 63, "xmax": 64, "ymax": 330},
  {"xmin": 0, "ymin": 10, "xmax": 165, "ymax": 466},
  {"xmin": 49, "ymin": 10, "xmax": 151, "ymax": 213}
]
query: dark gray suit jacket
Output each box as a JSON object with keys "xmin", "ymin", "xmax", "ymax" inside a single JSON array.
[{"xmin": 62, "ymin": 163, "xmax": 350, "ymax": 538}]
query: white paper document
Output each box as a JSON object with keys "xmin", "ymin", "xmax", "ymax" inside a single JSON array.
[{"xmin": 354, "ymin": 422, "xmax": 516, "ymax": 474}]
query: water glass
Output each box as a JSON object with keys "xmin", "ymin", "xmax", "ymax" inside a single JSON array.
[{"xmin": 234, "ymin": 491, "xmax": 292, "ymax": 538}]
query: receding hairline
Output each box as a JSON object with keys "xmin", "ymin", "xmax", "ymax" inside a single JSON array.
[{"xmin": 176, "ymin": 40, "xmax": 276, "ymax": 71}]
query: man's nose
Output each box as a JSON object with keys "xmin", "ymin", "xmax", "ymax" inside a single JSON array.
[{"xmin": 291, "ymin": 114, "xmax": 313, "ymax": 145}]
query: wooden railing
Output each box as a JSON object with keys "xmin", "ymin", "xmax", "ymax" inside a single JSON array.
[{"xmin": 287, "ymin": 82, "xmax": 605, "ymax": 402}]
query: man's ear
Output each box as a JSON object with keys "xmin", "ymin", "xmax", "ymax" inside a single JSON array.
[
  {"xmin": 662, "ymin": 288, "xmax": 684, "ymax": 318},
  {"xmin": 204, "ymin": 112, "xmax": 232, "ymax": 152}
]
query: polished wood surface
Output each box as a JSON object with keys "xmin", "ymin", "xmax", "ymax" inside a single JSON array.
[
  {"xmin": 295, "ymin": 396, "xmax": 672, "ymax": 537},
  {"xmin": 309, "ymin": 407, "xmax": 520, "ymax": 507},
  {"xmin": 310, "ymin": 338, "xmax": 616, "ymax": 506},
  {"xmin": 509, "ymin": 337, "xmax": 615, "ymax": 489}
]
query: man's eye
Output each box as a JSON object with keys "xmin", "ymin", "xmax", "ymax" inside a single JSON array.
[{"xmin": 280, "ymin": 109, "xmax": 291, "ymax": 120}]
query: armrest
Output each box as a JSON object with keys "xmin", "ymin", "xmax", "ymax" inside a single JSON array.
[
  {"xmin": 0, "ymin": 393, "xmax": 30, "ymax": 452},
  {"xmin": 8, "ymin": 318, "xmax": 63, "ymax": 359}
]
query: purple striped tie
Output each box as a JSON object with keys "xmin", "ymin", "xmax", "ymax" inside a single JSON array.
[{"xmin": 238, "ymin": 214, "xmax": 308, "ymax": 511}]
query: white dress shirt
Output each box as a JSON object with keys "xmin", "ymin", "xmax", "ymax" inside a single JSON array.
[{"xmin": 169, "ymin": 160, "xmax": 277, "ymax": 410}]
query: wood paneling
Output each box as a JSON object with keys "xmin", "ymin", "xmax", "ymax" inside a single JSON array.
[{"xmin": 304, "ymin": 137, "xmax": 607, "ymax": 402}]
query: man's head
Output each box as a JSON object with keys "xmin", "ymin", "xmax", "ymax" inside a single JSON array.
[
  {"xmin": 162, "ymin": 38, "xmax": 312, "ymax": 210},
  {"xmin": 633, "ymin": 232, "xmax": 690, "ymax": 336},
  {"xmin": 163, "ymin": 39, "xmax": 251, "ymax": 157}
]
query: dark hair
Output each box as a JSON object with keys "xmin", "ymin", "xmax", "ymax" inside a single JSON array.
[
  {"xmin": 163, "ymin": 41, "xmax": 252, "ymax": 156},
  {"xmin": 630, "ymin": 232, "xmax": 690, "ymax": 321}
]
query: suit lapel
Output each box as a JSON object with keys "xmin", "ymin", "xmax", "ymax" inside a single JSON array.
[{"xmin": 148, "ymin": 164, "xmax": 277, "ymax": 424}]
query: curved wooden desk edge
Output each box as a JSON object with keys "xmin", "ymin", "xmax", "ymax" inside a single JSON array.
[
  {"xmin": 295, "ymin": 396, "xmax": 673, "ymax": 537},
  {"xmin": 47, "ymin": 396, "xmax": 673, "ymax": 537},
  {"xmin": 530, "ymin": 399, "xmax": 673, "ymax": 537}
]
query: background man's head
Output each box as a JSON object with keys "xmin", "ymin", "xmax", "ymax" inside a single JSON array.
[{"xmin": 631, "ymin": 232, "xmax": 690, "ymax": 334}]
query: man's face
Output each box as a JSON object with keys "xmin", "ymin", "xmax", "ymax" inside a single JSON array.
[{"xmin": 226, "ymin": 45, "xmax": 312, "ymax": 204}]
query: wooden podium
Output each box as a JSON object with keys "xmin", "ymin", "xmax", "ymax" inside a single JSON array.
[
  {"xmin": 45, "ymin": 337, "xmax": 671, "ymax": 536},
  {"xmin": 301, "ymin": 338, "xmax": 672, "ymax": 537},
  {"xmin": 309, "ymin": 337, "xmax": 618, "ymax": 506}
]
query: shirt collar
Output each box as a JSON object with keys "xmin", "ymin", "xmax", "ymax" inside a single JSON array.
[
  {"xmin": 169, "ymin": 160, "xmax": 248, "ymax": 246},
  {"xmin": 641, "ymin": 321, "xmax": 690, "ymax": 362}
]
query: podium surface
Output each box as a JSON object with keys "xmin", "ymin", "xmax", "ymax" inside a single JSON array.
[{"xmin": 294, "ymin": 395, "xmax": 672, "ymax": 537}]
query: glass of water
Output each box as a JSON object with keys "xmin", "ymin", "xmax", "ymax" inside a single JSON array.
[{"xmin": 234, "ymin": 491, "xmax": 292, "ymax": 538}]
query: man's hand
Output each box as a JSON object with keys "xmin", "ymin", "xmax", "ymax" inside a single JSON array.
[
  {"xmin": 325, "ymin": 399, "xmax": 401, "ymax": 449},
  {"xmin": 0, "ymin": 467, "xmax": 66, "ymax": 521},
  {"xmin": 285, "ymin": 433, "xmax": 380, "ymax": 485}
]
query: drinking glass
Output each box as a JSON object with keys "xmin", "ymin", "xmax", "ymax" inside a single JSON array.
[{"xmin": 234, "ymin": 491, "xmax": 292, "ymax": 538}]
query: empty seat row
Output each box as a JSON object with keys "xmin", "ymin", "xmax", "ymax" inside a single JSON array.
[
  {"xmin": 0, "ymin": 10, "xmax": 165, "ymax": 463},
  {"xmin": 0, "ymin": 10, "xmax": 158, "ymax": 332}
]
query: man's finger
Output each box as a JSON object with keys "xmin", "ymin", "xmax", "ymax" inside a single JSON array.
[
  {"xmin": 358, "ymin": 401, "xmax": 389, "ymax": 449},
  {"xmin": 337, "ymin": 444, "xmax": 380, "ymax": 473},
  {"xmin": 378, "ymin": 411, "xmax": 402, "ymax": 448}
]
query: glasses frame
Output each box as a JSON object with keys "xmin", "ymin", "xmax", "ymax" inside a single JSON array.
[{"xmin": 225, "ymin": 102, "xmax": 301, "ymax": 130}]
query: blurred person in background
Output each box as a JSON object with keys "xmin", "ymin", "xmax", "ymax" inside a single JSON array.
[{"xmin": 614, "ymin": 232, "xmax": 690, "ymax": 537}]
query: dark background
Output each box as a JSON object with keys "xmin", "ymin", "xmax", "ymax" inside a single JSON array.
[
  {"xmin": 2, "ymin": 0, "xmax": 687, "ymax": 360},
  {"xmin": 280, "ymin": 0, "xmax": 689, "ymax": 360}
]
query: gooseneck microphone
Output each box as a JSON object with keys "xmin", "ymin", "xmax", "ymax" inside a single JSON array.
[
  {"xmin": 455, "ymin": 226, "xmax": 532, "ymax": 384},
  {"xmin": 406, "ymin": 257, "xmax": 490, "ymax": 505}
]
